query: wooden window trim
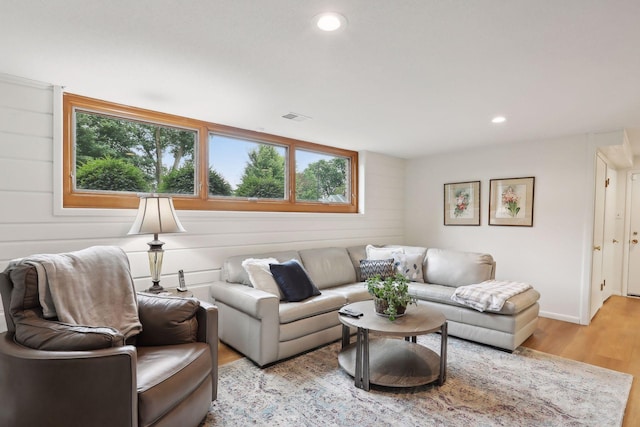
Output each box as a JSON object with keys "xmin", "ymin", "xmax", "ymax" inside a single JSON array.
[{"xmin": 63, "ymin": 93, "xmax": 358, "ymax": 213}]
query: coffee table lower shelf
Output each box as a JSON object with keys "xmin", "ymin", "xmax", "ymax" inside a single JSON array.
[{"xmin": 338, "ymin": 338, "xmax": 441, "ymax": 388}]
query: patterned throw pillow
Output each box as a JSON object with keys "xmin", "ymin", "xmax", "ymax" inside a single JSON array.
[
  {"xmin": 359, "ymin": 258, "xmax": 395, "ymax": 281},
  {"xmin": 394, "ymin": 253, "xmax": 425, "ymax": 283}
]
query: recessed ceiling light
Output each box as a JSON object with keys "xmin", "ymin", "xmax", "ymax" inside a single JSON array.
[
  {"xmin": 314, "ymin": 12, "xmax": 347, "ymax": 32},
  {"xmin": 492, "ymin": 116, "xmax": 506, "ymax": 124}
]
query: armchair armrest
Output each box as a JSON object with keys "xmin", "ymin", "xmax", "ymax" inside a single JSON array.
[
  {"xmin": 196, "ymin": 301, "xmax": 218, "ymax": 400},
  {"xmin": 137, "ymin": 293, "xmax": 218, "ymax": 400},
  {"xmin": 0, "ymin": 332, "xmax": 137, "ymax": 427}
]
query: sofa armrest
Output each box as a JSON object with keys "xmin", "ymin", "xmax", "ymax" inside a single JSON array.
[
  {"xmin": 209, "ymin": 281, "xmax": 279, "ymax": 319},
  {"xmin": 210, "ymin": 281, "xmax": 280, "ymax": 366},
  {"xmin": 0, "ymin": 332, "xmax": 137, "ymax": 427},
  {"xmin": 196, "ymin": 301, "xmax": 218, "ymax": 400}
]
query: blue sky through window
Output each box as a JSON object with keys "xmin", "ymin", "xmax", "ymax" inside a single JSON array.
[{"xmin": 208, "ymin": 134, "xmax": 336, "ymax": 189}]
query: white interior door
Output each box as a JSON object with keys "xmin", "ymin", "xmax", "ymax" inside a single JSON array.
[
  {"xmin": 627, "ymin": 173, "xmax": 640, "ymax": 296},
  {"xmin": 590, "ymin": 155, "xmax": 606, "ymax": 318}
]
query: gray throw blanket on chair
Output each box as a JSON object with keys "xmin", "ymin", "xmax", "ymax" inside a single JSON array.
[{"xmin": 20, "ymin": 246, "xmax": 142, "ymax": 340}]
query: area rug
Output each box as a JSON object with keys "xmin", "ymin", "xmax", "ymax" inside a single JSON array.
[{"xmin": 202, "ymin": 335, "xmax": 632, "ymax": 426}]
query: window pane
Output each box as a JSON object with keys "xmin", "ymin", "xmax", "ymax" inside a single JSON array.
[
  {"xmin": 209, "ymin": 134, "xmax": 287, "ymax": 199},
  {"xmin": 295, "ymin": 149, "xmax": 350, "ymax": 203},
  {"xmin": 74, "ymin": 110, "xmax": 197, "ymax": 195}
]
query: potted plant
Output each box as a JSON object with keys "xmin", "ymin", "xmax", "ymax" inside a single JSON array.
[{"xmin": 366, "ymin": 273, "xmax": 417, "ymax": 321}]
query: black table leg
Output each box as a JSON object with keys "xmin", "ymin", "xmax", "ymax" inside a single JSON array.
[{"xmin": 439, "ymin": 322, "xmax": 448, "ymax": 385}]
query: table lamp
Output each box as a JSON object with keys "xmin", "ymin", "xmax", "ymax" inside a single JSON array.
[{"xmin": 128, "ymin": 195, "xmax": 186, "ymax": 293}]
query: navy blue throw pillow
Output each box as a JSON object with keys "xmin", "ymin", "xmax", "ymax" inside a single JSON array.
[{"xmin": 269, "ymin": 260, "xmax": 321, "ymax": 302}]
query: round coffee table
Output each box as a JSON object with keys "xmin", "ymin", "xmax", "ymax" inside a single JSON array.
[{"xmin": 337, "ymin": 300, "xmax": 447, "ymax": 391}]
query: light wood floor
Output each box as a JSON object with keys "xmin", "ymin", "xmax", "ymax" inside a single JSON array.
[{"xmin": 217, "ymin": 295, "xmax": 640, "ymax": 425}]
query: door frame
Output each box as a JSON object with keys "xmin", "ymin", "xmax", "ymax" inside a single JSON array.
[
  {"xmin": 622, "ymin": 169, "xmax": 640, "ymax": 296},
  {"xmin": 590, "ymin": 153, "xmax": 607, "ymax": 319}
]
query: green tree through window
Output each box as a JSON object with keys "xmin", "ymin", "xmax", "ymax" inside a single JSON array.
[
  {"xmin": 235, "ymin": 144, "xmax": 286, "ymax": 199},
  {"xmin": 76, "ymin": 157, "xmax": 149, "ymax": 192},
  {"xmin": 74, "ymin": 111, "xmax": 196, "ymax": 193},
  {"xmin": 159, "ymin": 163, "xmax": 233, "ymax": 195},
  {"xmin": 296, "ymin": 157, "xmax": 347, "ymax": 202}
]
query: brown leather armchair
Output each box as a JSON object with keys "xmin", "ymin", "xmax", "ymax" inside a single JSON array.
[{"xmin": 0, "ymin": 260, "xmax": 218, "ymax": 427}]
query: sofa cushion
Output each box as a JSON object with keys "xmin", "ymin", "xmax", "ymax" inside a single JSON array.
[
  {"xmin": 14, "ymin": 315, "xmax": 125, "ymax": 351},
  {"xmin": 424, "ymin": 248, "xmax": 494, "ymax": 287},
  {"xmin": 498, "ymin": 288, "xmax": 541, "ymax": 315},
  {"xmin": 223, "ymin": 250, "xmax": 301, "ymax": 285},
  {"xmin": 270, "ymin": 260, "xmax": 321, "ymax": 302},
  {"xmin": 279, "ymin": 310, "xmax": 342, "ymax": 342},
  {"xmin": 346, "ymin": 245, "xmax": 367, "ymax": 282},
  {"xmin": 360, "ymin": 259, "xmax": 395, "ymax": 281},
  {"xmin": 299, "ymin": 247, "xmax": 357, "ymax": 289},
  {"xmin": 321, "ymin": 283, "xmax": 372, "ymax": 304},
  {"xmin": 241, "ymin": 258, "xmax": 283, "ymax": 298},
  {"xmin": 278, "ymin": 291, "xmax": 346, "ymax": 324},
  {"xmin": 136, "ymin": 294, "xmax": 199, "ymax": 346},
  {"xmin": 408, "ymin": 283, "xmax": 540, "ymax": 315},
  {"xmin": 408, "ymin": 283, "xmax": 457, "ymax": 306}
]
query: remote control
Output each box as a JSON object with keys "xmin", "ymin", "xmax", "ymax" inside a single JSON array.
[{"xmin": 339, "ymin": 307, "xmax": 363, "ymax": 318}]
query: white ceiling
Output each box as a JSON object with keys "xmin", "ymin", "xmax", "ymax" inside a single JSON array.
[{"xmin": 2, "ymin": 1, "xmax": 640, "ymax": 158}]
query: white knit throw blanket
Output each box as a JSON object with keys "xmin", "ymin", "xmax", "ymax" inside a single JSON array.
[
  {"xmin": 451, "ymin": 280, "xmax": 532, "ymax": 312},
  {"xmin": 22, "ymin": 246, "xmax": 142, "ymax": 339}
]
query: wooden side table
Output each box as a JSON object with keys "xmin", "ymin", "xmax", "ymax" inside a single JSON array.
[{"xmin": 139, "ymin": 288, "xmax": 194, "ymax": 298}]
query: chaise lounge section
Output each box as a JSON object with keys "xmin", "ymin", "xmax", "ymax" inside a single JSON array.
[{"xmin": 210, "ymin": 244, "xmax": 540, "ymax": 367}]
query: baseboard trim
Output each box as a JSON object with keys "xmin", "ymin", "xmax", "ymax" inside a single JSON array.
[{"xmin": 539, "ymin": 310, "xmax": 580, "ymax": 324}]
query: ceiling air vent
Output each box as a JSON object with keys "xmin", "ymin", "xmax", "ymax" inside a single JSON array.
[{"xmin": 282, "ymin": 112, "xmax": 311, "ymax": 122}]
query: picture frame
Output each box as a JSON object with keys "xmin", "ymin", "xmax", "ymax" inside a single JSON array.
[
  {"xmin": 489, "ymin": 177, "xmax": 535, "ymax": 226},
  {"xmin": 444, "ymin": 181, "xmax": 481, "ymax": 226}
]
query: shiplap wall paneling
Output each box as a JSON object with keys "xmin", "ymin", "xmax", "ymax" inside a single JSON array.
[{"xmin": 0, "ymin": 74, "xmax": 407, "ymax": 332}]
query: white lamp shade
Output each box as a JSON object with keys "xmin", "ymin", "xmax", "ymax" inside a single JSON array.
[{"xmin": 127, "ymin": 196, "xmax": 186, "ymax": 235}]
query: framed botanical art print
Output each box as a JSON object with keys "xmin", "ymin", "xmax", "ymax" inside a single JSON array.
[
  {"xmin": 444, "ymin": 181, "xmax": 480, "ymax": 226},
  {"xmin": 489, "ymin": 177, "xmax": 535, "ymax": 226}
]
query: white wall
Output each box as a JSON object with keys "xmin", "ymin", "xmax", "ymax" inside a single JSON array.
[
  {"xmin": 0, "ymin": 74, "xmax": 406, "ymax": 332},
  {"xmin": 404, "ymin": 135, "xmax": 595, "ymax": 323}
]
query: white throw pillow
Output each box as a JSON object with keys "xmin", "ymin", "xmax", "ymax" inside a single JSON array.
[
  {"xmin": 365, "ymin": 244, "xmax": 404, "ymax": 260},
  {"xmin": 241, "ymin": 258, "xmax": 283, "ymax": 299}
]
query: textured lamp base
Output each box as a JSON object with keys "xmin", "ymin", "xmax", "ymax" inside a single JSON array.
[
  {"xmin": 146, "ymin": 236, "xmax": 165, "ymax": 294},
  {"xmin": 145, "ymin": 283, "xmax": 165, "ymax": 294}
]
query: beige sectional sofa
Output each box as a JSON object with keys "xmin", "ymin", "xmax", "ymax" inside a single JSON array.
[{"xmin": 209, "ymin": 244, "xmax": 540, "ymax": 367}]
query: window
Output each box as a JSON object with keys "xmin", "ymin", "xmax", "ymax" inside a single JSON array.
[
  {"xmin": 63, "ymin": 93, "xmax": 358, "ymax": 213},
  {"xmin": 74, "ymin": 110, "xmax": 197, "ymax": 195},
  {"xmin": 208, "ymin": 134, "xmax": 287, "ymax": 200},
  {"xmin": 295, "ymin": 149, "xmax": 350, "ymax": 203}
]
